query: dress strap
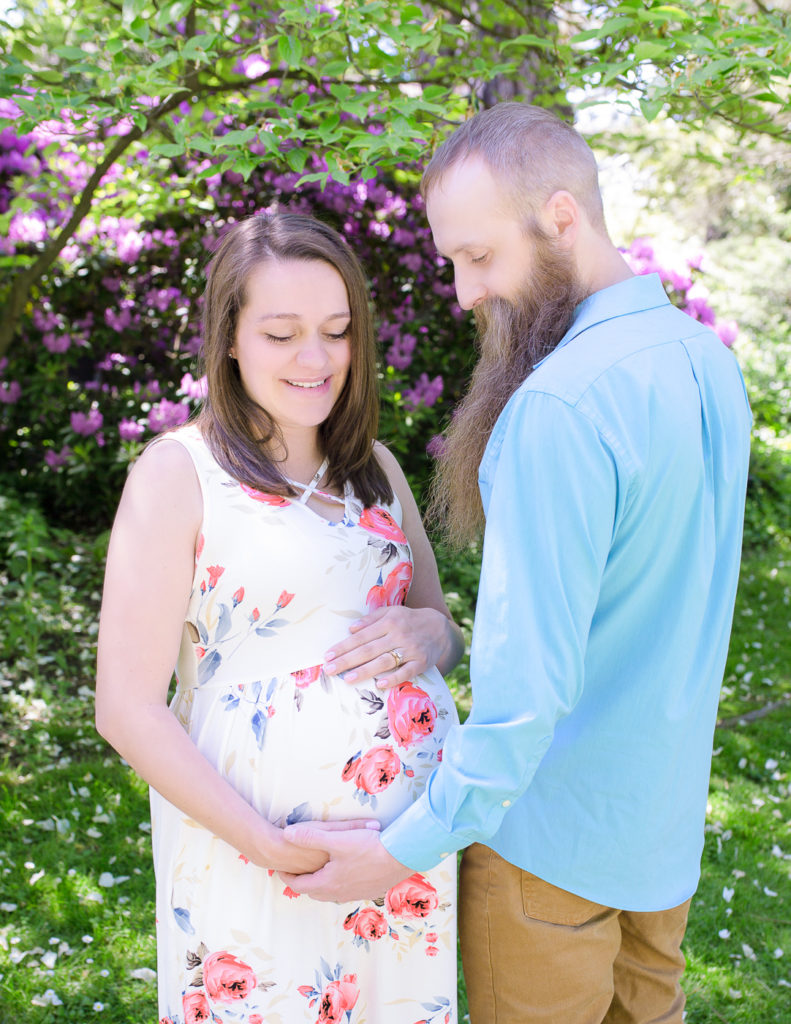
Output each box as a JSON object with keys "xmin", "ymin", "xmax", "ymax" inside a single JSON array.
[{"xmin": 286, "ymin": 457, "xmax": 344, "ymax": 505}]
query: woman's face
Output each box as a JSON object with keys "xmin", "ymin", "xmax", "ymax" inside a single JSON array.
[{"xmin": 231, "ymin": 259, "xmax": 352, "ymax": 440}]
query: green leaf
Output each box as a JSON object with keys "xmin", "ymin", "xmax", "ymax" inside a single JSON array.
[
  {"xmin": 639, "ymin": 96, "xmax": 665, "ymax": 122},
  {"xmin": 11, "ymin": 40, "xmax": 34, "ymax": 62},
  {"xmin": 277, "ymin": 34, "xmax": 303, "ymax": 68},
  {"xmin": 286, "ymin": 146, "xmax": 308, "ymax": 173},
  {"xmin": 689, "ymin": 58, "xmax": 739, "ymax": 84},
  {"xmin": 633, "ymin": 41, "xmax": 670, "ymax": 62},
  {"xmin": 129, "ymin": 15, "xmax": 151, "ymax": 42},
  {"xmin": 149, "ymin": 142, "xmax": 185, "ymax": 158},
  {"xmin": 501, "ymin": 34, "xmax": 553, "ymax": 51},
  {"xmin": 54, "ymin": 45, "xmax": 90, "ymax": 61},
  {"xmin": 213, "ymin": 127, "xmax": 259, "ymax": 149},
  {"xmin": 189, "ymin": 135, "xmax": 216, "ymax": 155}
]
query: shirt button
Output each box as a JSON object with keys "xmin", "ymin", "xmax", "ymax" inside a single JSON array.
[
  {"xmin": 440, "ymin": 852, "xmax": 450, "ymax": 859},
  {"xmin": 502, "ymin": 800, "xmax": 511, "ymax": 808}
]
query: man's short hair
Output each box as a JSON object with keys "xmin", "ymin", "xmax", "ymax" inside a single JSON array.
[{"xmin": 421, "ymin": 102, "xmax": 606, "ymax": 234}]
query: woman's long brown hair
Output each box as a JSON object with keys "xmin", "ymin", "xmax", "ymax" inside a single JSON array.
[{"xmin": 197, "ymin": 212, "xmax": 392, "ymax": 507}]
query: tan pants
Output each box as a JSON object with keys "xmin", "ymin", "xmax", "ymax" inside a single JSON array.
[{"xmin": 460, "ymin": 844, "xmax": 692, "ymax": 1024}]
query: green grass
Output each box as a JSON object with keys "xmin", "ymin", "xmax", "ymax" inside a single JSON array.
[{"xmin": 1, "ymin": 542, "xmax": 789, "ymax": 1023}]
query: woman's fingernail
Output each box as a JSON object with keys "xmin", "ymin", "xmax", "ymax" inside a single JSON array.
[
  {"xmin": 344, "ymin": 671, "xmax": 357, "ymax": 682},
  {"xmin": 325, "ymin": 651, "xmax": 335, "ymax": 661}
]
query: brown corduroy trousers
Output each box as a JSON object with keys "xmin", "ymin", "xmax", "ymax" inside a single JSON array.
[{"xmin": 460, "ymin": 844, "xmax": 692, "ymax": 1024}]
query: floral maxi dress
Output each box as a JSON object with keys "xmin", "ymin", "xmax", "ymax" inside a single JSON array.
[{"xmin": 150, "ymin": 426, "xmax": 458, "ymax": 1024}]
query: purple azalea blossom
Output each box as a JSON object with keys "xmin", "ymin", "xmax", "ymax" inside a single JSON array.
[
  {"xmin": 118, "ymin": 418, "xmax": 145, "ymax": 441},
  {"xmin": 716, "ymin": 320, "xmax": 739, "ymax": 347},
  {"xmin": 70, "ymin": 408, "xmax": 103, "ymax": 435},
  {"xmin": 0, "ymin": 380, "xmax": 22, "ymax": 404},
  {"xmin": 403, "ymin": 372, "xmax": 444, "ymax": 410},
  {"xmin": 9, "ymin": 210, "xmax": 47, "ymax": 243},
  {"xmin": 386, "ymin": 332, "xmax": 417, "ymax": 371},
  {"xmin": 43, "ymin": 332, "xmax": 71, "ymax": 353},
  {"xmin": 44, "ymin": 445, "xmax": 72, "ymax": 469},
  {"xmin": 178, "ymin": 372, "xmax": 208, "ymax": 400},
  {"xmin": 148, "ymin": 398, "xmax": 190, "ymax": 433}
]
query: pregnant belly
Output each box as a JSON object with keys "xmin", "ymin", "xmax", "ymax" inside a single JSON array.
[{"xmin": 177, "ymin": 666, "xmax": 458, "ymax": 830}]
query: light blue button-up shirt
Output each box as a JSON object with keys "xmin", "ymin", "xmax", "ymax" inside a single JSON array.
[{"xmin": 383, "ymin": 273, "xmax": 752, "ymax": 911}]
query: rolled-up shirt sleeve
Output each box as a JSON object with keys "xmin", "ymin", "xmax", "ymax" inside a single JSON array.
[{"xmin": 381, "ymin": 391, "xmax": 619, "ymax": 871}]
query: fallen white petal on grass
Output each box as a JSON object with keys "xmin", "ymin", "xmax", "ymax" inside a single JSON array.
[
  {"xmin": 31, "ymin": 990, "xmax": 63, "ymax": 1007},
  {"xmin": 718, "ymin": 929, "xmax": 731, "ymax": 939},
  {"xmin": 728, "ymin": 989, "xmax": 742, "ymax": 999},
  {"xmin": 764, "ymin": 886, "xmax": 778, "ymax": 897},
  {"xmin": 129, "ymin": 967, "xmax": 157, "ymax": 982},
  {"xmin": 0, "ymin": 903, "xmax": 17, "ymax": 912},
  {"xmin": 742, "ymin": 943, "xmax": 757, "ymax": 961},
  {"xmin": 775, "ymin": 949, "xmax": 784, "ymax": 959},
  {"xmin": 722, "ymin": 886, "xmax": 735, "ymax": 902},
  {"xmin": 765, "ymin": 758, "xmax": 779, "ymax": 770},
  {"xmin": 98, "ymin": 871, "xmax": 130, "ymax": 888}
]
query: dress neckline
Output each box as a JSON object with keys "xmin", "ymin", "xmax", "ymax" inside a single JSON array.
[{"xmin": 284, "ymin": 457, "xmax": 351, "ymax": 522}]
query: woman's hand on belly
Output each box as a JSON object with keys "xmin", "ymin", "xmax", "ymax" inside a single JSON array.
[{"xmin": 323, "ymin": 605, "xmax": 462, "ymax": 688}]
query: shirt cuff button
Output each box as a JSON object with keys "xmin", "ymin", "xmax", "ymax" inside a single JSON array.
[
  {"xmin": 440, "ymin": 852, "xmax": 450, "ymax": 859},
  {"xmin": 502, "ymin": 800, "xmax": 511, "ymax": 808}
]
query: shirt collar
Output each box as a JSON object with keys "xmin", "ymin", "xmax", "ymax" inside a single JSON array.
[{"xmin": 533, "ymin": 273, "xmax": 671, "ymax": 369}]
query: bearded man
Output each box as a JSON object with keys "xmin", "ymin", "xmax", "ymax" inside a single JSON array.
[{"xmin": 283, "ymin": 103, "xmax": 752, "ymax": 1024}]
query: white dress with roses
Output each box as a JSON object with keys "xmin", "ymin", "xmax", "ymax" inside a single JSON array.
[{"xmin": 150, "ymin": 425, "xmax": 458, "ymax": 1024}]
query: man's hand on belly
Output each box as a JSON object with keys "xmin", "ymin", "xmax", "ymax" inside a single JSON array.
[{"xmin": 278, "ymin": 820, "xmax": 411, "ymax": 902}]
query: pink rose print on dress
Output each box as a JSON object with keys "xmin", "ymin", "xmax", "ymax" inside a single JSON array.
[
  {"xmin": 385, "ymin": 873, "xmax": 439, "ymax": 920},
  {"xmin": 359, "ymin": 506, "xmax": 407, "ymax": 544},
  {"xmin": 343, "ymin": 906, "xmax": 388, "ymax": 941},
  {"xmin": 386, "ymin": 682, "xmax": 437, "ymax": 749},
  {"xmin": 319, "ymin": 975, "xmax": 360, "ymax": 1022},
  {"xmin": 240, "ymin": 482, "xmax": 291, "ymax": 506},
  {"xmin": 366, "ymin": 560, "xmax": 413, "ymax": 610},
  {"xmin": 299, "ymin": 970, "xmax": 360, "ymax": 1023},
  {"xmin": 292, "ymin": 663, "xmax": 322, "ymax": 688},
  {"xmin": 182, "ymin": 991, "xmax": 212, "ymax": 1023},
  {"xmin": 342, "ymin": 745, "xmax": 401, "ymax": 794},
  {"xmin": 203, "ymin": 950, "xmax": 257, "ymax": 1002}
]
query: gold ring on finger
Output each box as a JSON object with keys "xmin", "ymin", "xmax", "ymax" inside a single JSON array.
[{"xmin": 389, "ymin": 648, "xmax": 403, "ymax": 670}]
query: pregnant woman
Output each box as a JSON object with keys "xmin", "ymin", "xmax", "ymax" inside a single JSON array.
[{"xmin": 96, "ymin": 212, "xmax": 463, "ymax": 1024}]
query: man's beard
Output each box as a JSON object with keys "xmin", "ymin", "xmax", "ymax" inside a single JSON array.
[{"xmin": 427, "ymin": 232, "xmax": 586, "ymax": 550}]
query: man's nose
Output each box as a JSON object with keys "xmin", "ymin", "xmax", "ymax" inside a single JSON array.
[{"xmin": 454, "ymin": 272, "xmax": 487, "ymax": 311}]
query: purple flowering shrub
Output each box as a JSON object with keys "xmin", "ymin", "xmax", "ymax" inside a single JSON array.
[
  {"xmin": 0, "ymin": 109, "xmax": 737, "ymax": 530},
  {"xmin": 0, "ymin": 106, "xmax": 475, "ymax": 526},
  {"xmin": 621, "ymin": 237, "xmax": 739, "ymax": 348}
]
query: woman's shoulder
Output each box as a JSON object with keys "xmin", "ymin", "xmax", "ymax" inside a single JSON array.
[{"xmin": 371, "ymin": 441, "xmax": 412, "ymax": 519}]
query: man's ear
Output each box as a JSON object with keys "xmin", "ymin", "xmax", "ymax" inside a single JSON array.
[{"xmin": 544, "ymin": 190, "xmax": 579, "ymax": 248}]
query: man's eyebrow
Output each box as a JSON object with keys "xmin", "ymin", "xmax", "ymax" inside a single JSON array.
[{"xmin": 439, "ymin": 242, "xmax": 482, "ymax": 258}]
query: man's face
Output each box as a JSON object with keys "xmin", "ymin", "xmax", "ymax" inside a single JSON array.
[{"xmin": 425, "ymin": 155, "xmax": 535, "ymax": 310}]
